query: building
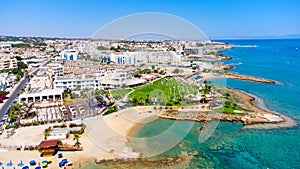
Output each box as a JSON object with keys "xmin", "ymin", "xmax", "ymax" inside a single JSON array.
[
  {"xmin": 60, "ymin": 49, "xmax": 78, "ymax": 60},
  {"xmin": 184, "ymin": 47, "xmax": 204, "ymax": 58},
  {"xmin": 40, "ymin": 63, "xmax": 64, "ymax": 75},
  {"xmin": 98, "ymin": 70, "xmax": 146, "ymax": 89},
  {"xmin": 99, "ymin": 52, "xmax": 137, "ymax": 65},
  {"xmin": 0, "ymin": 56, "xmax": 17, "ymax": 70},
  {"xmin": 38, "ymin": 139, "xmax": 58, "ymax": 157},
  {"xmin": 29, "ymin": 73, "xmax": 53, "ymax": 90},
  {"xmin": 18, "ymin": 88, "xmax": 64, "ymax": 104},
  {"xmin": 53, "ymin": 75, "xmax": 99, "ymax": 90},
  {"xmin": 99, "ymin": 51, "xmax": 181, "ymax": 65}
]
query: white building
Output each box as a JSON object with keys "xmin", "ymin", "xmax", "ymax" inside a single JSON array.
[
  {"xmin": 19, "ymin": 88, "xmax": 64, "ymax": 103},
  {"xmin": 60, "ymin": 49, "xmax": 79, "ymax": 60},
  {"xmin": 53, "ymin": 75, "xmax": 99, "ymax": 90},
  {"xmin": 0, "ymin": 56, "xmax": 17, "ymax": 70},
  {"xmin": 98, "ymin": 70, "xmax": 146, "ymax": 89},
  {"xmin": 99, "ymin": 51, "xmax": 181, "ymax": 65}
]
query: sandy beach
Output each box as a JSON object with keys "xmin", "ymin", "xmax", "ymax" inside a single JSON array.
[{"xmin": 0, "ymin": 107, "xmax": 156, "ymax": 169}]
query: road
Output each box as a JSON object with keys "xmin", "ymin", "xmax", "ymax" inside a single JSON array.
[
  {"xmin": 0, "ymin": 77, "xmax": 28, "ymax": 118},
  {"xmin": 0, "ymin": 68, "xmax": 39, "ymax": 119}
]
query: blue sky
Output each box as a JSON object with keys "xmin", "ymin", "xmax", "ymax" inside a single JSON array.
[{"xmin": 0, "ymin": 0, "xmax": 300, "ymax": 39}]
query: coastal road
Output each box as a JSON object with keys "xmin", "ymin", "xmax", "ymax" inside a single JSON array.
[
  {"xmin": 0, "ymin": 68, "xmax": 39, "ymax": 119},
  {"xmin": 0, "ymin": 77, "xmax": 28, "ymax": 118}
]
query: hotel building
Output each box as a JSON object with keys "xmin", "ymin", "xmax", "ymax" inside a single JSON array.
[
  {"xmin": 60, "ymin": 49, "xmax": 79, "ymax": 60},
  {"xmin": 0, "ymin": 56, "xmax": 17, "ymax": 70},
  {"xmin": 53, "ymin": 75, "xmax": 99, "ymax": 90}
]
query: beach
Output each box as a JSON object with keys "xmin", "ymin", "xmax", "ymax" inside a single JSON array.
[{"xmin": 0, "ymin": 107, "xmax": 156, "ymax": 168}]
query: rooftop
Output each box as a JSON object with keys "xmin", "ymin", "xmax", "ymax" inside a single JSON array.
[{"xmin": 38, "ymin": 139, "xmax": 58, "ymax": 148}]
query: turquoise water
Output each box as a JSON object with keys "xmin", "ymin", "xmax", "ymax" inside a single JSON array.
[{"xmin": 129, "ymin": 39, "xmax": 300, "ymax": 168}]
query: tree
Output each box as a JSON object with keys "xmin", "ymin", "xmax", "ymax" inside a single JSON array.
[
  {"xmin": 97, "ymin": 46, "xmax": 108, "ymax": 50},
  {"xmin": 14, "ymin": 56, "xmax": 22, "ymax": 61},
  {"xmin": 17, "ymin": 61, "xmax": 28, "ymax": 69},
  {"xmin": 172, "ymin": 68, "xmax": 180, "ymax": 74},
  {"xmin": 35, "ymin": 110, "xmax": 39, "ymax": 124},
  {"xmin": 73, "ymin": 134, "xmax": 81, "ymax": 147}
]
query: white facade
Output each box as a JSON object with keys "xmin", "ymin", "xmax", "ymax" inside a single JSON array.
[
  {"xmin": 0, "ymin": 57, "xmax": 17, "ymax": 69},
  {"xmin": 99, "ymin": 51, "xmax": 181, "ymax": 65},
  {"xmin": 53, "ymin": 75, "xmax": 99, "ymax": 90},
  {"xmin": 19, "ymin": 88, "xmax": 64, "ymax": 103},
  {"xmin": 60, "ymin": 49, "xmax": 78, "ymax": 60}
]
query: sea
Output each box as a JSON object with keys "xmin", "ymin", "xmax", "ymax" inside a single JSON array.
[{"xmin": 84, "ymin": 39, "xmax": 300, "ymax": 169}]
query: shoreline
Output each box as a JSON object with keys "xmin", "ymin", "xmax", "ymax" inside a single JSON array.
[
  {"xmin": 225, "ymin": 88, "xmax": 297, "ymax": 129},
  {"xmin": 156, "ymin": 88, "xmax": 296, "ymax": 129},
  {"xmin": 197, "ymin": 72, "xmax": 278, "ymax": 85},
  {"xmin": 225, "ymin": 72, "xmax": 277, "ymax": 84}
]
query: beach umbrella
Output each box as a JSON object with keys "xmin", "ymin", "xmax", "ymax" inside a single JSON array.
[
  {"xmin": 29, "ymin": 160, "xmax": 36, "ymax": 166},
  {"xmin": 41, "ymin": 162, "xmax": 47, "ymax": 167},
  {"xmin": 22, "ymin": 166, "xmax": 29, "ymax": 169},
  {"xmin": 17, "ymin": 162, "xmax": 24, "ymax": 167},
  {"xmin": 6, "ymin": 161, "xmax": 13, "ymax": 167},
  {"xmin": 0, "ymin": 162, "xmax": 2, "ymax": 166},
  {"xmin": 61, "ymin": 159, "xmax": 67, "ymax": 164},
  {"xmin": 35, "ymin": 166, "xmax": 42, "ymax": 169},
  {"xmin": 42, "ymin": 160, "xmax": 48, "ymax": 164},
  {"xmin": 57, "ymin": 153, "xmax": 63, "ymax": 158}
]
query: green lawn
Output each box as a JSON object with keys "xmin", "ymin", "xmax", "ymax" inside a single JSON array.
[
  {"xmin": 129, "ymin": 77, "xmax": 198, "ymax": 106},
  {"xmin": 109, "ymin": 88, "xmax": 132, "ymax": 99}
]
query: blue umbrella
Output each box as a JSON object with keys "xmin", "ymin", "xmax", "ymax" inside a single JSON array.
[
  {"xmin": 17, "ymin": 160, "xmax": 24, "ymax": 167},
  {"xmin": 22, "ymin": 166, "xmax": 29, "ymax": 169},
  {"xmin": 42, "ymin": 160, "xmax": 48, "ymax": 164},
  {"xmin": 29, "ymin": 160, "xmax": 36, "ymax": 166},
  {"xmin": 6, "ymin": 161, "xmax": 13, "ymax": 167},
  {"xmin": 61, "ymin": 159, "xmax": 67, "ymax": 164},
  {"xmin": 0, "ymin": 162, "xmax": 2, "ymax": 166},
  {"xmin": 35, "ymin": 166, "xmax": 42, "ymax": 169}
]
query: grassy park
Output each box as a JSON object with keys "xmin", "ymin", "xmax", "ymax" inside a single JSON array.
[
  {"xmin": 129, "ymin": 77, "xmax": 199, "ymax": 106},
  {"xmin": 109, "ymin": 88, "xmax": 132, "ymax": 100}
]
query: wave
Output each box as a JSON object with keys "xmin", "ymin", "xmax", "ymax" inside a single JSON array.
[{"xmin": 232, "ymin": 45, "xmax": 258, "ymax": 48}]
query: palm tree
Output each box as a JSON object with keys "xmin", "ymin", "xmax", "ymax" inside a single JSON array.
[
  {"xmin": 35, "ymin": 110, "xmax": 39, "ymax": 124},
  {"xmin": 73, "ymin": 134, "xmax": 80, "ymax": 147}
]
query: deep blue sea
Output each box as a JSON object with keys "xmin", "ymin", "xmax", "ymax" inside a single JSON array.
[{"xmin": 85, "ymin": 39, "xmax": 300, "ymax": 169}]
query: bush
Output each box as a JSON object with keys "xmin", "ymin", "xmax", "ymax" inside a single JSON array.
[
  {"xmin": 166, "ymin": 102, "xmax": 173, "ymax": 106},
  {"xmin": 58, "ymin": 140, "xmax": 63, "ymax": 145},
  {"xmin": 103, "ymin": 106, "xmax": 117, "ymax": 116}
]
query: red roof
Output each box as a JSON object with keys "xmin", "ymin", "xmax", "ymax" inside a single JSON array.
[{"xmin": 38, "ymin": 140, "xmax": 58, "ymax": 148}]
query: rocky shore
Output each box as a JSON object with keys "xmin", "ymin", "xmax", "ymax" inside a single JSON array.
[
  {"xmin": 156, "ymin": 88, "xmax": 296, "ymax": 129},
  {"xmin": 92, "ymin": 152, "xmax": 193, "ymax": 169},
  {"xmin": 225, "ymin": 72, "xmax": 277, "ymax": 84}
]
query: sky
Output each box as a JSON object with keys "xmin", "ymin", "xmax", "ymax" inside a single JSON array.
[{"xmin": 0, "ymin": 0, "xmax": 300, "ymax": 39}]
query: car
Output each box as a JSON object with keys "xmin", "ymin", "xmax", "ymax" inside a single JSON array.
[
  {"xmin": 0, "ymin": 119, "xmax": 5, "ymax": 125},
  {"xmin": 2, "ymin": 115, "xmax": 8, "ymax": 121}
]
